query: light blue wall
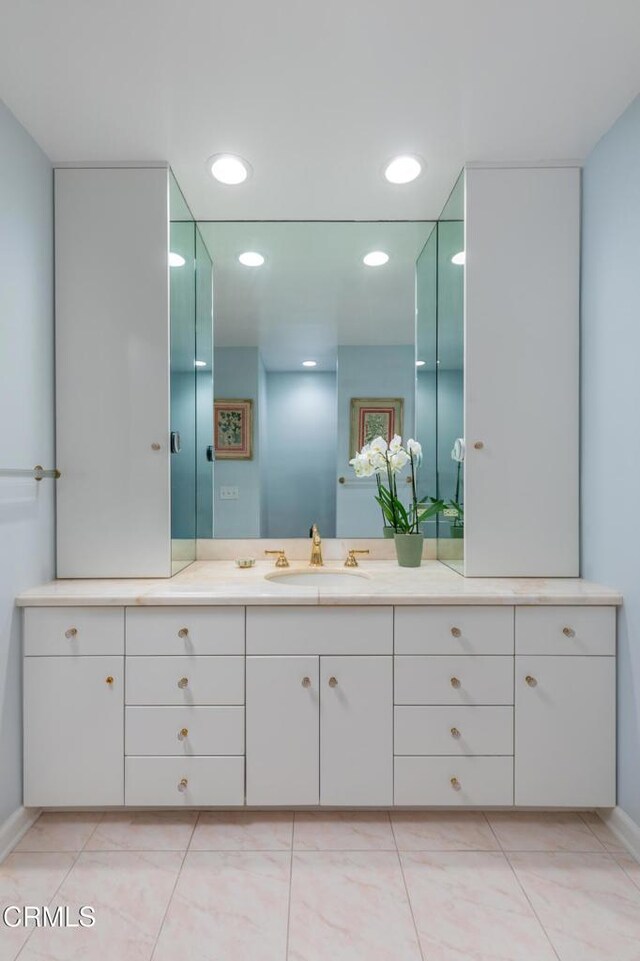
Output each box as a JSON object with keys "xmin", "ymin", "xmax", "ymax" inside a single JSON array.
[
  {"xmin": 0, "ymin": 100, "xmax": 54, "ymax": 825},
  {"xmin": 336, "ymin": 345, "xmax": 415, "ymax": 536},
  {"xmin": 213, "ymin": 347, "xmax": 262, "ymax": 536},
  {"xmin": 582, "ymin": 93, "xmax": 640, "ymax": 828},
  {"xmin": 264, "ymin": 372, "xmax": 336, "ymax": 537}
]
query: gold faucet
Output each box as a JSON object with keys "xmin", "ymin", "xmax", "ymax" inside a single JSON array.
[
  {"xmin": 345, "ymin": 549, "xmax": 369, "ymax": 568},
  {"xmin": 265, "ymin": 549, "xmax": 289, "ymax": 568},
  {"xmin": 310, "ymin": 524, "xmax": 323, "ymax": 567}
]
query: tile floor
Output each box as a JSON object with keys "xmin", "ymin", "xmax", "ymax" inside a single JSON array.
[{"xmin": 1, "ymin": 810, "xmax": 640, "ymax": 961}]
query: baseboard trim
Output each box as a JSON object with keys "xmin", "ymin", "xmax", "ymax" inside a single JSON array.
[
  {"xmin": 0, "ymin": 806, "xmax": 41, "ymax": 863},
  {"xmin": 598, "ymin": 806, "xmax": 640, "ymax": 861}
]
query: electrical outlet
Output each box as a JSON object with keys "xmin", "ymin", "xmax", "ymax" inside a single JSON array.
[{"xmin": 220, "ymin": 486, "xmax": 239, "ymax": 500}]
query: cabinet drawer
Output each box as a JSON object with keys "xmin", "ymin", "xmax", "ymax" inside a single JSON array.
[
  {"xmin": 394, "ymin": 756, "xmax": 513, "ymax": 806},
  {"xmin": 126, "ymin": 656, "xmax": 244, "ymax": 705},
  {"xmin": 125, "ymin": 706, "xmax": 244, "ymax": 756},
  {"xmin": 515, "ymin": 606, "xmax": 616, "ymax": 656},
  {"xmin": 126, "ymin": 607, "xmax": 244, "ymax": 655},
  {"xmin": 246, "ymin": 606, "xmax": 393, "ymax": 655},
  {"xmin": 395, "ymin": 607, "xmax": 513, "ymax": 655},
  {"xmin": 395, "ymin": 706, "xmax": 513, "ymax": 756},
  {"xmin": 395, "ymin": 656, "xmax": 513, "ymax": 705},
  {"xmin": 24, "ymin": 607, "xmax": 124, "ymax": 656},
  {"xmin": 125, "ymin": 756, "xmax": 244, "ymax": 806}
]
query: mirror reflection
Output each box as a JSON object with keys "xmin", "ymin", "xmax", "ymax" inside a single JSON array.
[{"xmin": 198, "ymin": 221, "xmax": 435, "ymax": 539}]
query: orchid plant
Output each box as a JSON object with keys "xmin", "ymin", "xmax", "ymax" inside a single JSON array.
[
  {"xmin": 449, "ymin": 437, "xmax": 465, "ymax": 529},
  {"xmin": 349, "ymin": 435, "xmax": 444, "ymax": 534}
]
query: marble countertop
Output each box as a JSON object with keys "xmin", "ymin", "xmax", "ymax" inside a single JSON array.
[{"xmin": 16, "ymin": 560, "xmax": 623, "ymax": 607}]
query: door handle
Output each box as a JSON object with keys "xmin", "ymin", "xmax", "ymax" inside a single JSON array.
[{"xmin": 170, "ymin": 431, "xmax": 182, "ymax": 454}]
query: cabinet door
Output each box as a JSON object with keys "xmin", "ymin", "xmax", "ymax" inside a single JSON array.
[
  {"xmin": 515, "ymin": 655, "xmax": 615, "ymax": 806},
  {"xmin": 320, "ymin": 656, "xmax": 392, "ymax": 806},
  {"xmin": 24, "ymin": 656, "xmax": 124, "ymax": 806},
  {"xmin": 246, "ymin": 656, "xmax": 319, "ymax": 805}
]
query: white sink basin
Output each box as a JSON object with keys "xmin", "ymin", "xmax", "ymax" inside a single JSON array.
[{"xmin": 265, "ymin": 569, "xmax": 369, "ymax": 588}]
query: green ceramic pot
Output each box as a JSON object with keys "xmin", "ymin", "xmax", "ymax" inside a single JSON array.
[
  {"xmin": 382, "ymin": 527, "xmax": 395, "ymax": 539},
  {"xmin": 451, "ymin": 526, "xmax": 464, "ymax": 540},
  {"xmin": 394, "ymin": 532, "xmax": 424, "ymax": 568}
]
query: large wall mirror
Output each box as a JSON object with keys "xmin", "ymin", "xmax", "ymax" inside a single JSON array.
[{"xmin": 196, "ymin": 220, "xmax": 437, "ymax": 539}]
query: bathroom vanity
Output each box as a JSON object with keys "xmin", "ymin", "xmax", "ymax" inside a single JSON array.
[{"xmin": 18, "ymin": 561, "xmax": 620, "ymax": 811}]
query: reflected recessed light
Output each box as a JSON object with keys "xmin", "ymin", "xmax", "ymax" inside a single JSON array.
[
  {"xmin": 416, "ymin": 360, "xmax": 426, "ymax": 367},
  {"xmin": 302, "ymin": 360, "xmax": 317, "ymax": 367},
  {"xmin": 384, "ymin": 155, "xmax": 423, "ymax": 184},
  {"xmin": 209, "ymin": 154, "xmax": 251, "ymax": 185},
  {"xmin": 363, "ymin": 251, "xmax": 389, "ymax": 267},
  {"xmin": 195, "ymin": 360, "xmax": 207, "ymax": 367},
  {"xmin": 169, "ymin": 252, "xmax": 185, "ymax": 267},
  {"xmin": 451, "ymin": 251, "xmax": 465, "ymax": 265},
  {"xmin": 238, "ymin": 251, "xmax": 265, "ymax": 267}
]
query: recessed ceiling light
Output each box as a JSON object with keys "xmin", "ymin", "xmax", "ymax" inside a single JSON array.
[
  {"xmin": 195, "ymin": 360, "xmax": 207, "ymax": 367},
  {"xmin": 363, "ymin": 251, "xmax": 389, "ymax": 267},
  {"xmin": 169, "ymin": 252, "xmax": 185, "ymax": 267},
  {"xmin": 302, "ymin": 360, "xmax": 317, "ymax": 367},
  {"xmin": 209, "ymin": 154, "xmax": 251, "ymax": 185},
  {"xmin": 238, "ymin": 251, "xmax": 265, "ymax": 267},
  {"xmin": 416, "ymin": 360, "xmax": 426, "ymax": 367},
  {"xmin": 384, "ymin": 155, "xmax": 423, "ymax": 184},
  {"xmin": 451, "ymin": 251, "xmax": 465, "ymax": 265}
]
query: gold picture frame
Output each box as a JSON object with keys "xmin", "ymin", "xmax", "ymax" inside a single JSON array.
[
  {"xmin": 214, "ymin": 399, "xmax": 253, "ymax": 460},
  {"xmin": 349, "ymin": 397, "xmax": 404, "ymax": 459}
]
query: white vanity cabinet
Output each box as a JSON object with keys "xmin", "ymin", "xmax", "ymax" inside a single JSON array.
[
  {"xmin": 22, "ymin": 600, "xmax": 616, "ymax": 810},
  {"xmin": 23, "ymin": 608, "xmax": 125, "ymax": 806}
]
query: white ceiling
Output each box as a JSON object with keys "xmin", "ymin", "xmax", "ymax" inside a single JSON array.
[
  {"xmin": 1, "ymin": 1, "xmax": 640, "ymax": 220},
  {"xmin": 197, "ymin": 221, "xmax": 434, "ymax": 370}
]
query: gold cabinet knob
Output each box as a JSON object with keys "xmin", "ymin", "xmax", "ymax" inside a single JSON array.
[
  {"xmin": 151, "ymin": 442, "xmax": 161, "ymax": 451},
  {"xmin": 473, "ymin": 441, "xmax": 484, "ymax": 450},
  {"xmin": 328, "ymin": 676, "xmax": 338, "ymax": 688},
  {"xmin": 178, "ymin": 628, "xmax": 189, "ymax": 639},
  {"xmin": 450, "ymin": 777, "xmax": 461, "ymax": 790},
  {"xmin": 178, "ymin": 728, "xmax": 189, "ymax": 739},
  {"xmin": 450, "ymin": 676, "xmax": 461, "ymax": 689},
  {"xmin": 65, "ymin": 628, "xmax": 78, "ymax": 639},
  {"xmin": 450, "ymin": 727, "xmax": 461, "ymax": 738},
  {"xmin": 450, "ymin": 627, "xmax": 461, "ymax": 638},
  {"xmin": 525, "ymin": 675, "xmax": 537, "ymax": 687},
  {"xmin": 177, "ymin": 677, "xmax": 189, "ymax": 689},
  {"xmin": 301, "ymin": 676, "xmax": 311, "ymax": 688},
  {"xmin": 177, "ymin": 778, "xmax": 188, "ymax": 792},
  {"xmin": 562, "ymin": 626, "xmax": 575, "ymax": 638},
  {"xmin": 105, "ymin": 676, "xmax": 114, "ymax": 685}
]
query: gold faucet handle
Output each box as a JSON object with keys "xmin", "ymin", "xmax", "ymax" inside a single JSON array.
[
  {"xmin": 265, "ymin": 549, "xmax": 290, "ymax": 568},
  {"xmin": 345, "ymin": 549, "xmax": 370, "ymax": 568}
]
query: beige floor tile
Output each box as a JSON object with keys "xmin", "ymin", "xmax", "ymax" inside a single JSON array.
[
  {"xmin": 15, "ymin": 814, "xmax": 101, "ymax": 854},
  {"xmin": 293, "ymin": 812, "xmax": 395, "ymax": 850},
  {"xmin": 85, "ymin": 812, "xmax": 197, "ymax": 852},
  {"xmin": 0, "ymin": 853, "xmax": 75, "ymax": 961},
  {"xmin": 288, "ymin": 851, "xmax": 422, "ymax": 961},
  {"xmin": 509, "ymin": 851, "xmax": 640, "ymax": 961},
  {"xmin": 190, "ymin": 811, "xmax": 293, "ymax": 851},
  {"xmin": 579, "ymin": 811, "xmax": 628, "ymax": 853},
  {"xmin": 487, "ymin": 812, "xmax": 606, "ymax": 852},
  {"xmin": 391, "ymin": 811, "xmax": 499, "ymax": 851},
  {"xmin": 152, "ymin": 851, "xmax": 290, "ymax": 961}
]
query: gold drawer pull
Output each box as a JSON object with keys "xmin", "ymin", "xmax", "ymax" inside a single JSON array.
[
  {"xmin": 178, "ymin": 728, "xmax": 189, "ymax": 740},
  {"xmin": 525, "ymin": 675, "xmax": 537, "ymax": 687},
  {"xmin": 450, "ymin": 727, "xmax": 461, "ymax": 738},
  {"xmin": 450, "ymin": 777, "xmax": 461, "ymax": 790},
  {"xmin": 105, "ymin": 675, "xmax": 114, "ymax": 685},
  {"xmin": 450, "ymin": 627, "xmax": 461, "ymax": 638},
  {"xmin": 473, "ymin": 441, "xmax": 484, "ymax": 450},
  {"xmin": 562, "ymin": 626, "xmax": 575, "ymax": 638},
  {"xmin": 328, "ymin": 676, "xmax": 338, "ymax": 688},
  {"xmin": 177, "ymin": 778, "xmax": 188, "ymax": 792},
  {"xmin": 65, "ymin": 628, "xmax": 78, "ymax": 639},
  {"xmin": 177, "ymin": 677, "xmax": 189, "ymax": 689},
  {"xmin": 450, "ymin": 676, "xmax": 461, "ymax": 689},
  {"xmin": 301, "ymin": 676, "xmax": 311, "ymax": 688},
  {"xmin": 178, "ymin": 627, "xmax": 189, "ymax": 639}
]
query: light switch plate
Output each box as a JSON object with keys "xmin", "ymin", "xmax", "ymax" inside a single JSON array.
[{"xmin": 220, "ymin": 486, "xmax": 239, "ymax": 500}]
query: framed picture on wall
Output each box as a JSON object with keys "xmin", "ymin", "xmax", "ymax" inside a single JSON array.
[
  {"xmin": 349, "ymin": 397, "xmax": 404, "ymax": 457},
  {"xmin": 214, "ymin": 399, "xmax": 253, "ymax": 459}
]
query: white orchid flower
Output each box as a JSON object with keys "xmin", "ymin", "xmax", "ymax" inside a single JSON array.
[
  {"xmin": 389, "ymin": 449, "xmax": 410, "ymax": 473},
  {"xmin": 369, "ymin": 436, "xmax": 388, "ymax": 454},
  {"xmin": 389, "ymin": 434, "xmax": 403, "ymax": 454},
  {"xmin": 451, "ymin": 438, "xmax": 465, "ymax": 463},
  {"xmin": 407, "ymin": 438, "xmax": 422, "ymax": 461},
  {"xmin": 349, "ymin": 452, "xmax": 375, "ymax": 477}
]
